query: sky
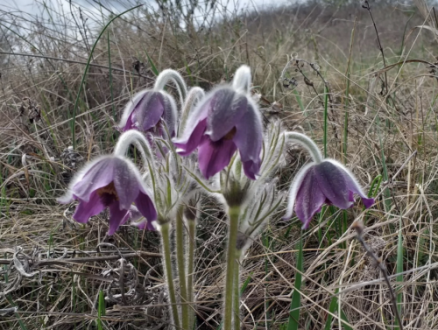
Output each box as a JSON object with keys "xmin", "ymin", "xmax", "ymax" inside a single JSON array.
[
  {"xmin": 4, "ymin": 0, "xmax": 292, "ymax": 19},
  {"xmin": 0, "ymin": 0, "xmax": 294, "ymax": 36}
]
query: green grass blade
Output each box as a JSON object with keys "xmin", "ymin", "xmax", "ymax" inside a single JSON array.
[
  {"xmin": 287, "ymin": 236, "xmax": 303, "ymax": 330},
  {"xmin": 5, "ymin": 296, "xmax": 27, "ymax": 330},
  {"xmin": 376, "ymin": 116, "xmax": 392, "ymax": 212},
  {"xmin": 395, "ymin": 217, "xmax": 403, "ymax": 330},
  {"xmin": 71, "ymin": 4, "xmax": 142, "ymax": 148},
  {"xmin": 343, "ymin": 20, "xmax": 356, "ymax": 161},
  {"xmin": 107, "ymin": 30, "xmax": 115, "ymax": 121},
  {"xmin": 293, "ymin": 90, "xmax": 305, "ymax": 113},
  {"xmin": 215, "ymin": 274, "xmax": 252, "ymax": 330},
  {"xmin": 323, "ymin": 84, "xmax": 329, "ymax": 158},
  {"xmin": 323, "ymin": 290, "xmax": 353, "ymax": 330},
  {"xmin": 96, "ymin": 290, "xmax": 106, "ymax": 330},
  {"xmin": 146, "ymin": 52, "xmax": 159, "ymax": 76},
  {"xmin": 240, "ymin": 274, "xmax": 252, "ymax": 295}
]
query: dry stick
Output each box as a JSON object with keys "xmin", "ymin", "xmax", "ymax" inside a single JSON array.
[
  {"xmin": 352, "ymin": 222, "xmax": 404, "ymax": 330},
  {"xmin": 363, "ymin": 0, "xmax": 388, "ymax": 95},
  {"xmin": 0, "ymin": 252, "xmax": 161, "ymax": 266},
  {"xmin": 280, "ymin": 57, "xmax": 339, "ymax": 142}
]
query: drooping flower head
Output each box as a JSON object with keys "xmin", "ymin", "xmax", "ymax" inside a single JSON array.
[
  {"xmin": 283, "ymin": 132, "xmax": 374, "ymax": 229},
  {"xmin": 58, "ymin": 155, "xmax": 157, "ymax": 235},
  {"xmin": 118, "ymin": 69, "xmax": 187, "ymax": 137},
  {"xmin": 173, "ymin": 65, "xmax": 263, "ymax": 180}
]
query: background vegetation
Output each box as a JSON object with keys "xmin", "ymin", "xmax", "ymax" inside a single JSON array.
[{"xmin": 1, "ymin": 0, "xmax": 438, "ymax": 329}]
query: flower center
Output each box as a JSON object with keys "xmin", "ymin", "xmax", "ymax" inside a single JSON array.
[
  {"xmin": 223, "ymin": 127, "xmax": 237, "ymax": 140},
  {"xmin": 96, "ymin": 182, "xmax": 119, "ymax": 206}
]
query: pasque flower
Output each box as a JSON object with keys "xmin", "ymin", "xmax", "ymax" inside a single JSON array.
[
  {"xmin": 118, "ymin": 69, "xmax": 187, "ymax": 137},
  {"xmin": 58, "ymin": 155, "xmax": 157, "ymax": 235},
  {"xmin": 283, "ymin": 132, "xmax": 374, "ymax": 229},
  {"xmin": 173, "ymin": 65, "xmax": 263, "ymax": 179}
]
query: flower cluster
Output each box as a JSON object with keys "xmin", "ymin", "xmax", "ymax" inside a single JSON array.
[{"xmin": 58, "ymin": 65, "xmax": 375, "ymax": 330}]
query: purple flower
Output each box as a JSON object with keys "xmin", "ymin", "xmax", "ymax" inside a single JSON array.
[
  {"xmin": 173, "ymin": 87, "xmax": 263, "ymax": 179},
  {"xmin": 284, "ymin": 159, "xmax": 374, "ymax": 229},
  {"xmin": 58, "ymin": 156, "xmax": 157, "ymax": 235},
  {"xmin": 119, "ymin": 90, "xmax": 177, "ymax": 137}
]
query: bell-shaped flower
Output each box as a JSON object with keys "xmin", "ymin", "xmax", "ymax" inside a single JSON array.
[
  {"xmin": 118, "ymin": 69, "xmax": 187, "ymax": 137},
  {"xmin": 119, "ymin": 90, "xmax": 178, "ymax": 137},
  {"xmin": 58, "ymin": 155, "xmax": 157, "ymax": 235},
  {"xmin": 173, "ymin": 66, "xmax": 263, "ymax": 180},
  {"xmin": 284, "ymin": 159, "xmax": 374, "ymax": 229}
]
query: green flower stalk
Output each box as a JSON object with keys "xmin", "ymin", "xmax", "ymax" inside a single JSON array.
[
  {"xmin": 233, "ymin": 250, "xmax": 242, "ymax": 330},
  {"xmin": 175, "ymin": 205, "xmax": 190, "ymax": 330},
  {"xmin": 219, "ymin": 121, "xmax": 286, "ymax": 329},
  {"xmin": 184, "ymin": 196, "xmax": 200, "ymax": 328},
  {"xmin": 223, "ymin": 205, "xmax": 241, "ymax": 330},
  {"xmin": 159, "ymin": 222, "xmax": 181, "ymax": 330}
]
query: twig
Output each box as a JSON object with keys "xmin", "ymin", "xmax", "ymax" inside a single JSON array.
[
  {"xmin": 352, "ymin": 221, "xmax": 404, "ymax": 330},
  {"xmin": 280, "ymin": 57, "xmax": 339, "ymax": 142},
  {"xmin": 0, "ymin": 251, "xmax": 161, "ymax": 266},
  {"xmin": 363, "ymin": 0, "xmax": 388, "ymax": 95}
]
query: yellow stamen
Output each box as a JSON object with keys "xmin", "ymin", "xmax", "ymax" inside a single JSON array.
[
  {"xmin": 223, "ymin": 127, "xmax": 237, "ymax": 140},
  {"xmin": 96, "ymin": 182, "xmax": 119, "ymax": 200}
]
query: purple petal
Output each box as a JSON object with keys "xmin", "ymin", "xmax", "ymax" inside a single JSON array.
[
  {"xmin": 108, "ymin": 202, "xmax": 129, "ymax": 235},
  {"xmin": 347, "ymin": 187, "xmax": 375, "ymax": 209},
  {"xmin": 174, "ymin": 118, "xmax": 207, "ymax": 156},
  {"xmin": 362, "ymin": 197, "xmax": 375, "ymax": 208},
  {"xmin": 174, "ymin": 90, "xmax": 220, "ymax": 151},
  {"xmin": 198, "ymin": 136, "xmax": 237, "ymax": 179},
  {"xmin": 122, "ymin": 110, "xmax": 136, "ymax": 132},
  {"xmin": 284, "ymin": 163, "xmax": 316, "ymax": 220},
  {"xmin": 207, "ymin": 89, "xmax": 247, "ymax": 141},
  {"xmin": 325, "ymin": 159, "xmax": 375, "ymax": 209},
  {"xmin": 160, "ymin": 91, "xmax": 178, "ymax": 137},
  {"xmin": 121, "ymin": 205, "xmax": 156, "ymax": 231},
  {"xmin": 73, "ymin": 191, "xmax": 105, "ymax": 223},
  {"xmin": 241, "ymin": 159, "xmax": 261, "ymax": 180},
  {"xmin": 233, "ymin": 102, "xmax": 263, "ymax": 179},
  {"xmin": 119, "ymin": 90, "xmax": 150, "ymax": 131},
  {"xmin": 120, "ymin": 207, "xmax": 139, "ymax": 225},
  {"xmin": 295, "ymin": 167, "xmax": 326, "ymax": 229},
  {"xmin": 314, "ymin": 162, "xmax": 353, "ymax": 209},
  {"xmin": 72, "ymin": 157, "xmax": 116, "ymax": 202},
  {"xmin": 135, "ymin": 92, "xmax": 165, "ymax": 132},
  {"xmin": 112, "ymin": 158, "xmax": 140, "ymax": 210},
  {"xmin": 135, "ymin": 190, "xmax": 158, "ymax": 223},
  {"xmin": 135, "ymin": 218, "xmax": 157, "ymax": 231}
]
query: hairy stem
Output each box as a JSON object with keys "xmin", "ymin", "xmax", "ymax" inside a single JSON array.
[
  {"xmin": 180, "ymin": 87, "xmax": 205, "ymax": 134},
  {"xmin": 154, "ymin": 69, "xmax": 188, "ymax": 105},
  {"xmin": 187, "ymin": 219, "xmax": 196, "ymax": 327},
  {"xmin": 224, "ymin": 206, "xmax": 240, "ymax": 330},
  {"xmin": 160, "ymin": 223, "xmax": 180, "ymax": 330},
  {"xmin": 176, "ymin": 206, "xmax": 190, "ymax": 330},
  {"xmin": 283, "ymin": 132, "xmax": 323, "ymax": 163},
  {"xmin": 232, "ymin": 65, "xmax": 251, "ymax": 94},
  {"xmin": 113, "ymin": 130, "xmax": 156, "ymax": 172},
  {"xmin": 233, "ymin": 251, "xmax": 242, "ymax": 330}
]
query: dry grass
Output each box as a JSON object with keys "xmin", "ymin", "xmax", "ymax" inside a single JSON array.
[{"xmin": 1, "ymin": 0, "xmax": 438, "ymax": 329}]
